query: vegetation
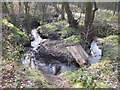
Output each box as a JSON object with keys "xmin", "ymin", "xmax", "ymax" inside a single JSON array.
[
  {"xmin": 1, "ymin": 2, "xmax": 119, "ymax": 88},
  {"xmin": 61, "ymin": 35, "xmax": 119, "ymax": 88},
  {"xmin": 2, "ymin": 19, "xmax": 30, "ymax": 46},
  {"xmin": 38, "ymin": 20, "xmax": 67, "ymax": 37},
  {"xmin": 64, "ymin": 35, "xmax": 82, "ymax": 44}
]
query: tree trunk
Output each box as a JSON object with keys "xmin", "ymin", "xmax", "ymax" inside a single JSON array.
[
  {"xmin": 84, "ymin": 2, "xmax": 93, "ymax": 28},
  {"xmin": 90, "ymin": 2, "xmax": 98, "ymax": 27},
  {"xmin": 2, "ymin": 2, "xmax": 10, "ymax": 14},
  {"xmin": 61, "ymin": 2, "xmax": 65, "ymax": 20},
  {"xmin": 63, "ymin": 2, "xmax": 78, "ymax": 27},
  {"xmin": 39, "ymin": 2, "xmax": 47, "ymax": 22},
  {"xmin": 19, "ymin": 2, "xmax": 23, "ymax": 14},
  {"xmin": 23, "ymin": 2, "xmax": 32, "ymax": 34},
  {"xmin": 24, "ymin": 2, "xmax": 30, "ymax": 14},
  {"xmin": 53, "ymin": 2, "xmax": 59, "ymax": 14},
  {"xmin": 113, "ymin": 2, "xmax": 117, "ymax": 15},
  {"xmin": 9, "ymin": 2, "xmax": 14, "ymax": 13}
]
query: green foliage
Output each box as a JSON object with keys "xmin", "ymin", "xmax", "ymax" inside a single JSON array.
[
  {"xmin": 61, "ymin": 70, "xmax": 109, "ymax": 88},
  {"xmin": 52, "ymin": 20, "xmax": 67, "ymax": 26},
  {"xmin": 95, "ymin": 10, "xmax": 118, "ymax": 37},
  {"xmin": 25, "ymin": 69, "xmax": 54, "ymax": 88},
  {"xmin": 97, "ymin": 28, "xmax": 118, "ymax": 37},
  {"xmin": 78, "ymin": 22, "xmax": 84, "ymax": 27},
  {"xmin": 64, "ymin": 35, "xmax": 82, "ymax": 44},
  {"xmin": 61, "ymin": 36, "xmax": 119, "ymax": 88},
  {"xmin": 45, "ymin": 23, "xmax": 58, "ymax": 33},
  {"xmin": 34, "ymin": 77, "xmax": 42, "ymax": 83},
  {"xmin": 2, "ymin": 19, "xmax": 30, "ymax": 46},
  {"xmin": 101, "ymin": 35, "xmax": 118, "ymax": 60},
  {"xmin": 97, "ymin": 11, "xmax": 118, "ymax": 22},
  {"xmin": 61, "ymin": 26, "xmax": 78, "ymax": 38},
  {"xmin": 2, "ymin": 38, "xmax": 27, "ymax": 60},
  {"xmin": 61, "ymin": 56, "xmax": 118, "ymax": 88},
  {"xmin": 38, "ymin": 20, "xmax": 67, "ymax": 37},
  {"xmin": 103, "ymin": 12, "xmax": 118, "ymax": 22}
]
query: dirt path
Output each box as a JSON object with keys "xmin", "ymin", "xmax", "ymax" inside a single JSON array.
[{"xmin": 43, "ymin": 74, "xmax": 70, "ymax": 88}]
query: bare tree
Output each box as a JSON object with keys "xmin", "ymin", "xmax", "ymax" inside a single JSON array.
[
  {"xmin": 84, "ymin": 2, "xmax": 93, "ymax": 28},
  {"xmin": 61, "ymin": 2, "xmax": 65, "ymax": 20},
  {"xmin": 83, "ymin": 2, "xmax": 98, "ymax": 49},
  {"xmin": 24, "ymin": 2, "xmax": 30, "ymax": 15},
  {"xmin": 2, "ymin": 2, "xmax": 10, "ymax": 15},
  {"xmin": 91, "ymin": 2, "xmax": 98, "ymax": 27},
  {"xmin": 63, "ymin": 2, "xmax": 78, "ymax": 27}
]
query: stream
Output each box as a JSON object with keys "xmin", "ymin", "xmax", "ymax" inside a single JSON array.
[
  {"xmin": 89, "ymin": 38, "xmax": 102, "ymax": 64},
  {"xmin": 22, "ymin": 28, "xmax": 102, "ymax": 75}
]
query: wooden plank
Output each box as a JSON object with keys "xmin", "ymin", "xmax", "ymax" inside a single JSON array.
[{"xmin": 66, "ymin": 45, "xmax": 89, "ymax": 65}]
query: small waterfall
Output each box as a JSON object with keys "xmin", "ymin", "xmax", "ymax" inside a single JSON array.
[
  {"xmin": 22, "ymin": 28, "xmax": 78, "ymax": 75},
  {"xmin": 89, "ymin": 39, "xmax": 102, "ymax": 64},
  {"xmin": 22, "ymin": 28, "xmax": 42, "ymax": 68},
  {"xmin": 31, "ymin": 29, "xmax": 42, "ymax": 51}
]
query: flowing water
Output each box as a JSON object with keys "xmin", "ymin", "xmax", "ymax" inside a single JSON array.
[
  {"xmin": 22, "ymin": 28, "xmax": 102, "ymax": 75},
  {"xmin": 22, "ymin": 28, "xmax": 78, "ymax": 75},
  {"xmin": 22, "ymin": 28, "xmax": 42, "ymax": 69},
  {"xmin": 89, "ymin": 39, "xmax": 102, "ymax": 64},
  {"xmin": 31, "ymin": 29, "xmax": 42, "ymax": 51}
]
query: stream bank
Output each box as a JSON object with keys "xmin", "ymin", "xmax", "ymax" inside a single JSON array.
[
  {"xmin": 21, "ymin": 20, "xmax": 119, "ymax": 88},
  {"xmin": 22, "ymin": 24, "xmax": 103, "ymax": 76}
]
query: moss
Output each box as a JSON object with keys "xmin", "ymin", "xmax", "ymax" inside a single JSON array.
[
  {"xmin": 88, "ymin": 60, "xmax": 112, "ymax": 69},
  {"xmin": 95, "ymin": 80, "xmax": 110, "ymax": 88},
  {"xmin": 34, "ymin": 76, "xmax": 42, "ymax": 83},
  {"xmin": 25, "ymin": 69, "xmax": 54, "ymax": 88},
  {"xmin": 38, "ymin": 20, "xmax": 67, "ymax": 37},
  {"xmin": 97, "ymin": 11, "xmax": 118, "ymax": 22},
  {"xmin": 101, "ymin": 35, "xmax": 118, "ymax": 60},
  {"xmin": 78, "ymin": 22, "xmax": 84, "ymax": 27},
  {"xmin": 64, "ymin": 35, "xmax": 82, "ymax": 44},
  {"xmin": 52, "ymin": 20, "xmax": 67, "ymax": 26},
  {"xmin": 61, "ymin": 70, "xmax": 100, "ymax": 88},
  {"xmin": 61, "ymin": 57, "xmax": 118, "ymax": 88},
  {"xmin": 2, "ymin": 19, "xmax": 29, "ymax": 46},
  {"xmin": 61, "ymin": 26, "xmax": 79, "ymax": 38}
]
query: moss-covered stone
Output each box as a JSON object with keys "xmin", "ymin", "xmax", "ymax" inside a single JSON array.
[
  {"xmin": 61, "ymin": 26, "xmax": 78, "ymax": 38},
  {"xmin": 2, "ymin": 19, "xmax": 30, "ymax": 46},
  {"xmin": 101, "ymin": 35, "xmax": 119, "ymax": 60},
  {"xmin": 38, "ymin": 20, "xmax": 67, "ymax": 37},
  {"xmin": 64, "ymin": 35, "xmax": 82, "ymax": 44}
]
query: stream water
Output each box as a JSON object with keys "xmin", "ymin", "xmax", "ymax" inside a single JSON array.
[
  {"xmin": 22, "ymin": 28, "xmax": 102, "ymax": 75},
  {"xmin": 89, "ymin": 39, "xmax": 102, "ymax": 64},
  {"xmin": 22, "ymin": 28, "xmax": 78, "ymax": 75}
]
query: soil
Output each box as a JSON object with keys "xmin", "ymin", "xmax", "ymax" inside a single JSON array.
[{"xmin": 43, "ymin": 74, "xmax": 70, "ymax": 88}]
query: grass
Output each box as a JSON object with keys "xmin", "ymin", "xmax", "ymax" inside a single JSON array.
[{"xmin": 60, "ymin": 35, "xmax": 119, "ymax": 88}]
